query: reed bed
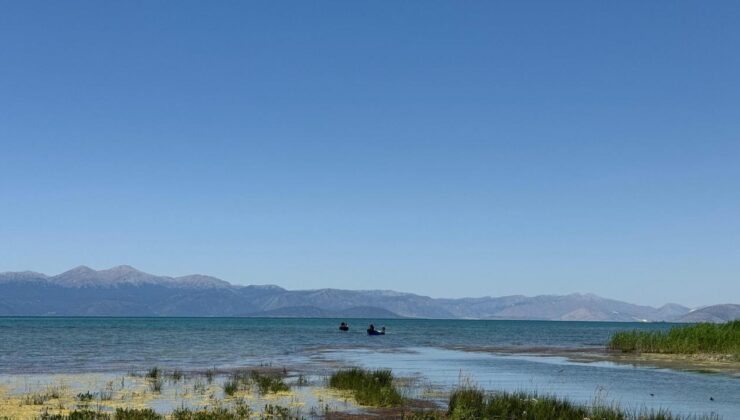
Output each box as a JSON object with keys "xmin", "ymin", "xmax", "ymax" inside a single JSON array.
[{"xmin": 608, "ymin": 320, "xmax": 740, "ymax": 359}]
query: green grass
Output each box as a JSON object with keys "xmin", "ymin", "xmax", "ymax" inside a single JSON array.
[
  {"xmin": 250, "ymin": 371, "xmax": 290, "ymax": 395},
  {"xmin": 223, "ymin": 378, "xmax": 240, "ymax": 396},
  {"xmin": 222, "ymin": 369, "xmax": 289, "ymax": 396},
  {"xmin": 608, "ymin": 320, "xmax": 740, "ymax": 359},
  {"xmin": 442, "ymin": 388, "xmax": 719, "ymax": 420},
  {"xmin": 37, "ymin": 408, "xmax": 162, "ymax": 420},
  {"xmin": 328, "ymin": 368, "xmax": 403, "ymax": 407},
  {"xmin": 172, "ymin": 402, "xmax": 299, "ymax": 420}
]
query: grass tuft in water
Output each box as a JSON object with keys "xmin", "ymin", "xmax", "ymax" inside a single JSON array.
[
  {"xmin": 23, "ymin": 386, "xmax": 62, "ymax": 405},
  {"xmin": 222, "ymin": 369, "xmax": 290, "ymax": 396},
  {"xmin": 223, "ymin": 378, "xmax": 240, "ymax": 396},
  {"xmin": 148, "ymin": 378, "xmax": 163, "ymax": 393},
  {"xmin": 328, "ymin": 367, "xmax": 403, "ymax": 407},
  {"xmin": 205, "ymin": 368, "xmax": 216, "ymax": 384},
  {"xmin": 250, "ymin": 371, "xmax": 289, "ymax": 395},
  {"xmin": 145, "ymin": 367, "xmax": 160, "ymax": 379},
  {"xmin": 170, "ymin": 369, "xmax": 184, "ymax": 382}
]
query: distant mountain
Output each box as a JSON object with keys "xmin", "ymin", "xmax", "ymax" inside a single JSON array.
[
  {"xmin": 0, "ymin": 266, "xmax": 731, "ymax": 322},
  {"xmin": 241, "ymin": 305, "xmax": 403, "ymax": 318},
  {"xmin": 676, "ymin": 304, "xmax": 740, "ymax": 323}
]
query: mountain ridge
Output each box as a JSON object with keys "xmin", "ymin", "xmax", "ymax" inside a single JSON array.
[{"xmin": 1, "ymin": 266, "xmax": 735, "ymax": 322}]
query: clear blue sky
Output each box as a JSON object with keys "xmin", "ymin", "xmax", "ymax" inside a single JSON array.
[{"xmin": 1, "ymin": 2, "xmax": 738, "ymax": 307}]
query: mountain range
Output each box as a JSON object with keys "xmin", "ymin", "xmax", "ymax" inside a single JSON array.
[{"xmin": 1, "ymin": 265, "xmax": 737, "ymax": 322}]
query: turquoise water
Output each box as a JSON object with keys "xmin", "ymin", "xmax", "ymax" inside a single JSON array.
[
  {"xmin": 1, "ymin": 317, "xmax": 738, "ymax": 417},
  {"xmin": 0, "ymin": 317, "xmax": 673, "ymax": 373}
]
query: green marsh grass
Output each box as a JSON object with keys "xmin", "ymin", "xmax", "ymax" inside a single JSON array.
[
  {"xmin": 328, "ymin": 368, "xmax": 403, "ymax": 407},
  {"xmin": 608, "ymin": 320, "xmax": 740, "ymax": 359},
  {"xmin": 222, "ymin": 369, "xmax": 290, "ymax": 396},
  {"xmin": 443, "ymin": 387, "xmax": 719, "ymax": 420},
  {"xmin": 250, "ymin": 370, "xmax": 289, "ymax": 395},
  {"xmin": 223, "ymin": 377, "xmax": 240, "ymax": 396}
]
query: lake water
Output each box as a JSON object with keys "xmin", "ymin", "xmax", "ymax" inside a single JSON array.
[{"xmin": 1, "ymin": 317, "xmax": 738, "ymax": 417}]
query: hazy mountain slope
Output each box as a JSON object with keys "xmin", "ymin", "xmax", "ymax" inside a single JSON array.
[
  {"xmin": 241, "ymin": 305, "xmax": 402, "ymax": 318},
  {"xmin": 677, "ymin": 304, "xmax": 740, "ymax": 323},
  {"xmin": 260, "ymin": 289, "xmax": 454, "ymax": 318},
  {"xmin": 0, "ymin": 266, "xmax": 716, "ymax": 321}
]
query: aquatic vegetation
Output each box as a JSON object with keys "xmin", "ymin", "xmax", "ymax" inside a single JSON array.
[
  {"xmin": 22, "ymin": 386, "xmax": 62, "ymax": 405},
  {"xmin": 222, "ymin": 370, "xmax": 290, "ymax": 396},
  {"xmin": 76, "ymin": 391, "xmax": 94, "ymax": 402},
  {"xmin": 205, "ymin": 369, "xmax": 216, "ymax": 384},
  {"xmin": 608, "ymin": 320, "xmax": 740, "ymax": 359},
  {"xmin": 442, "ymin": 387, "xmax": 720, "ymax": 420},
  {"xmin": 22, "ymin": 392, "xmax": 50, "ymax": 405},
  {"xmin": 262, "ymin": 403, "xmax": 304, "ymax": 419},
  {"xmin": 37, "ymin": 410, "xmax": 109, "ymax": 420},
  {"xmin": 171, "ymin": 369, "xmax": 185, "ymax": 382},
  {"xmin": 223, "ymin": 378, "xmax": 240, "ymax": 396},
  {"xmin": 295, "ymin": 374, "xmax": 309, "ymax": 386},
  {"xmin": 328, "ymin": 368, "xmax": 403, "ymax": 407},
  {"xmin": 113, "ymin": 408, "xmax": 163, "ymax": 420},
  {"xmin": 148, "ymin": 378, "xmax": 163, "ymax": 393},
  {"xmin": 250, "ymin": 371, "xmax": 290, "ymax": 395},
  {"xmin": 193, "ymin": 378, "xmax": 207, "ymax": 394},
  {"xmin": 146, "ymin": 367, "xmax": 160, "ymax": 379},
  {"xmin": 170, "ymin": 403, "xmax": 300, "ymax": 419},
  {"xmin": 37, "ymin": 408, "xmax": 162, "ymax": 420}
]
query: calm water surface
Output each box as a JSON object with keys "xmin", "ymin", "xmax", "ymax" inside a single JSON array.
[{"xmin": 1, "ymin": 317, "xmax": 737, "ymax": 417}]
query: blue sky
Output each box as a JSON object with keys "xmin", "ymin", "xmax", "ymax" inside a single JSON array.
[{"xmin": 1, "ymin": 2, "xmax": 738, "ymax": 306}]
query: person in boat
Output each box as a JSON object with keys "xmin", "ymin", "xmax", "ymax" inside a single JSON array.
[
  {"xmin": 339, "ymin": 322, "xmax": 349, "ymax": 331},
  {"xmin": 367, "ymin": 324, "xmax": 385, "ymax": 335}
]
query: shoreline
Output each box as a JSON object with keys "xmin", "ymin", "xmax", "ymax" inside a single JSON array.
[{"xmin": 447, "ymin": 345, "xmax": 740, "ymax": 376}]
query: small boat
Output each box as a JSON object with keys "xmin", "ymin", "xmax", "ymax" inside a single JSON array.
[
  {"xmin": 367, "ymin": 325, "xmax": 386, "ymax": 335},
  {"xmin": 339, "ymin": 322, "xmax": 349, "ymax": 331}
]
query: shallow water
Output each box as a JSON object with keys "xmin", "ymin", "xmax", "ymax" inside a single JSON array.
[
  {"xmin": 1, "ymin": 317, "xmax": 737, "ymax": 417},
  {"xmin": 318, "ymin": 347, "xmax": 739, "ymax": 418}
]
